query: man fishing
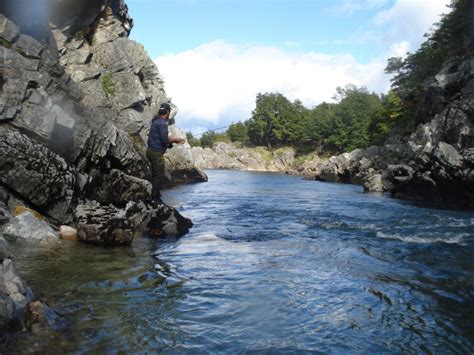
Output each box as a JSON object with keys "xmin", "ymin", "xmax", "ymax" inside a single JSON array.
[{"xmin": 146, "ymin": 102, "xmax": 185, "ymax": 203}]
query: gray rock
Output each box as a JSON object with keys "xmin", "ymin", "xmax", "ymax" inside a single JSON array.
[
  {"xmin": 60, "ymin": 47, "xmax": 92, "ymax": 65},
  {"xmin": 2, "ymin": 212, "xmax": 59, "ymax": 243},
  {"xmin": 92, "ymin": 169, "xmax": 152, "ymax": 206},
  {"xmin": 0, "ymin": 237, "xmax": 10, "ymax": 261},
  {"xmin": 147, "ymin": 202, "xmax": 193, "ymax": 238},
  {"xmin": 0, "ymin": 127, "xmax": 77, "ymax": 222},
  {"xmin": 0, "ymin": 14, "xmax": 19, "ymax": 42},
  {"xmin": 363, "ymin": 174, "xmax": 392, "ymax": 193},
  {"xmin": 75, "ymin": 202, "xmax": 136, "ymax": 246},
  {"xmin": 1, "ymin": 46, "xmax": 40, "ymax": 71},
  {"xmin": 12, "ymin": 34, "xmax": 44, "ymax": 58},
  {"xmin": 110, "ymin": 71, "xmax": 147, "ymax": 110},
  {"xmin": 433, "ymin": 142, "xmax": 464, "ymax": 168},
  {"xmin": 68, "ymin": 64, "xmax": 103, "ymax": 82}
]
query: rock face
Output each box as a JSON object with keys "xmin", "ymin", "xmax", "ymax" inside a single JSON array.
[
  {"xmin": 192, "ymin": 143, "xmax": 298, "ymax": 172},
  {"xmin": 313, "ymin": 57, "xmax": 474, "ymax": 206},
  {"xmin": 0, "ymin": 0, "xmax": 198, "ymax": 244},
  {"xmin": 191, "ymin": 142, "xmax": 328, "ymax": 175}
]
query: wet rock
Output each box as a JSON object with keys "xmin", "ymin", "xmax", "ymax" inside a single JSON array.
[
  {"xmin": 364, "ymin": 174, "xmax": 390, "ymax": 192},
  {"xmin": 2, "ymin": 211, "xmax": 59, "ymax": 244},
  {"xmin": 147, "ymin": 202, "xmax": 193, "ymax": 238},
  {"xmin": 75, "ymin": 202, "xmax": 136, "ymax": 246},
  {"xmin": 59, "ymin": 226, "xmax": 77, "ymax": 241},
  {"xmin": 26, "ymin": 301, "xmax": 65, "ymax": 334},
  {"xmin": 75, "ymin": 199, "xmax": 192, "ymax": 245}
]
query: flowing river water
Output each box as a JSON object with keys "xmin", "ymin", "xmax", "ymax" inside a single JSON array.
[{"xmin": 4, "ymin": 170, "xmax": 474, "ymax": 353}]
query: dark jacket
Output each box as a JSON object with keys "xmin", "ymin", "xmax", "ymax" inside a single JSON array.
[{"xmin": 147, "ymin": 117, "xmax": 169, "ymax": 153}]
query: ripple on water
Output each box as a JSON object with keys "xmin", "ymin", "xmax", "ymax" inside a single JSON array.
[{"xmin": 3, "ymin": 170, "xmax": 474, "ymax": 353}]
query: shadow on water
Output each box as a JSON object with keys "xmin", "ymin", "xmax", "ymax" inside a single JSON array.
[{"xmin": 3, "ymin": 170, "xmax": 474, "ymax": 353}]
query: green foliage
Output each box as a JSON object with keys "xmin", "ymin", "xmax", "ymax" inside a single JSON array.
[
  {"xmin": 200, "ymin": 131, "xmax": 217, "ymax": 148},
  {"xmin": 226, "ymin": 122, "xmax": 248, "ymax": 142},
  {"xmin": 386, "ymin": 0, "xmax": 473, "ymax": 128},
  {"xmin": 368, "ymin": 91, "xmax": 403, "ymax": 145},
  {"xmin": 101, "ymin": 74, "xmax": 115, "ymax": 99},
  {"xmin": 327, "ymin": 85, "xmax": 383, "ymax": 151},
  {"xmin": 246, "ymin": 93, "xmax": 307, "ymax": 148},
  {"xmin": 214, "ymin": 132, "xmax": 230, "ymax": 144},
  {"xmin": 244, "ymin": 87, "xmax": 384, "ymax": 153},
  {"xmin": 199, "ymin": 131, "xmax": 230, "ymax": 148},
  {"xmin": 186, "ymin": 132, "xmax": 201, "ymax": 147}
]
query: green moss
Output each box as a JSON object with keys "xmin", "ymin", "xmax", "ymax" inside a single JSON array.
[{"xmin": 102, "ymin": 74, "xmax": 115, "ymax": 99}]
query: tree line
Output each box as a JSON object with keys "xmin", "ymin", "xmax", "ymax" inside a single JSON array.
[
  {"xmin": 187, "ymin": 0, "xmax": 471, "ymax": 154},
  {"xmin": 188, "ymin": 85, "xmax": 397, "ymax": 153}
]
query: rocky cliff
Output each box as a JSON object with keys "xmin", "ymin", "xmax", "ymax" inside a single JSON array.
[
  {"xmin": 0, "ymin": 0, "xmax": 202, "ymax": 338},
  {"xmin": 313, "ymin": 57, "xmax": 474, "ymax": 207},
  {"xmin": 0, "ymin": 0, "xmax": 204, "ymax": 226}
]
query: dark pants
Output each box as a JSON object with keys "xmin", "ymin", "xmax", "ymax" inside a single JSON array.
[{"xmin": 146, "ymin": 148, "xmax": 166, "ymax": 198}]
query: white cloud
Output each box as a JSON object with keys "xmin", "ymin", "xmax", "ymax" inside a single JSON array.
[
  {"xmin": 155, "ymin": 0, "xmax": 451, "ymax": 133},
  {"xmin": 371, "ymin": 0, "xmax": 450, "ymax": 52},
  {"xmin": 156, "ymin": 41, "xmax": 390, "ymax": 132},
  {"xmin": 330, "ymin": 0, "xmax": 390, "ymax": 14}
]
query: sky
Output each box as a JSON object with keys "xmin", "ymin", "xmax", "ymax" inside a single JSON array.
[{"xmin": 127, "ymin": 0, "xmax": 451, "ymax": 135}]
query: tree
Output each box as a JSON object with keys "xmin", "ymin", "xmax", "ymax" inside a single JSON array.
[
  {"xmin": 246, "ymin": 92, "xmax": 305, "ymax": 148},
  {"xmin": 386, "ymin": 0, "xmax": 473, "ymax": 129},
  {"xmin": 325, "ymin": 85, "xmax": 382, "ymax": 152},
  {"xmin": 186, "ymin": 131, "xmax": 201, "ymax": 147},
  {"xmin": 200, "ymin": 131, "xmax": 217, "ymax": 148},
  {"xmin": 226, "ymin": 122, "xmax": 248, "ymax": 142}
]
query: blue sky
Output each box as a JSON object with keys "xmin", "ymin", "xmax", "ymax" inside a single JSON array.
[{"xmin": 127, "ymin": 0, "xmax": 450, "ymax": 134}]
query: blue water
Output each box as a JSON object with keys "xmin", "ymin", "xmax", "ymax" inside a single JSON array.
[{"xmin": 5, "ymin": 170, "xmax": 474, "ymax": 353}]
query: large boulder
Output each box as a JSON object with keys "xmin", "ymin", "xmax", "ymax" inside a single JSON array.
[
  {"xmin": 2, "ymin": 212, "xmax": 59, "ymax": 244},
  {"xmin": 75, "ymin": 200, "xmax": 192, "ymax": 246}
]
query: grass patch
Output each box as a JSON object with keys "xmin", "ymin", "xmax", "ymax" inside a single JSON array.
[{"xmin": 101, "ymin": 74, "xmax": 115, "ymax": 99}]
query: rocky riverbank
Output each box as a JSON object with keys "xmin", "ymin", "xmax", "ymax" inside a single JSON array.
[
  {"xmin": 311, "ymin": 57, "xmax": 474, "ymax": 207},
  {"xmin": 0, "ymin": 0, "xmax": 204, "ymax": 342},
  {"xmin": 192, "ymin": 143, "xmax": 327, "ymax": 174}
]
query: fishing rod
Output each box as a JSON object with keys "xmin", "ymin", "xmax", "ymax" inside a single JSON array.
[{"xmin": 193, "ymin": 125, "xmax": 232, "ymax": 137}]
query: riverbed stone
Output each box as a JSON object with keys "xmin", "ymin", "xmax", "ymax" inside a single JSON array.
[{"xmin": 59, "ymin": 226, "xmax": 77, "ymax": 241}]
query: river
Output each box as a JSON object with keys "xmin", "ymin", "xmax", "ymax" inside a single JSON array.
[{"xmin": 4, "ymin": 170, "xmax": 474, "ymax": 353}]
